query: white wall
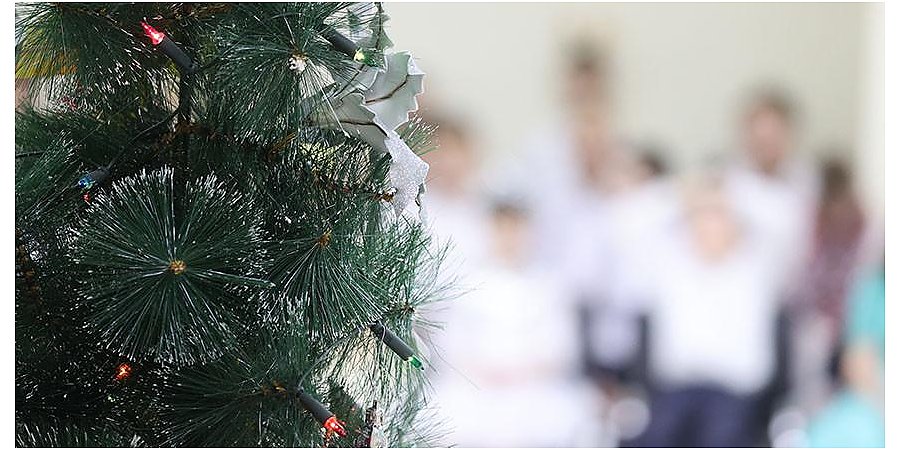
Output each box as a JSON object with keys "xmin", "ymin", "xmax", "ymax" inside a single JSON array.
[
  {"xmin": 855, "ymin": 2, "xmax": 885, "ymax": 223},
  {"xmin": 386, "ymin": 2, "xmax": 881, "ymax": 194}
]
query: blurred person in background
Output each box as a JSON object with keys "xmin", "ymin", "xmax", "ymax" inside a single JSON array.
[
  {"xmin": 507, "ymin": 40, "xmax": 650, "ymax": 438},
  {"xmin": 631, "ymin": 174, "xmax": 783, "ymax": 447},
  {"xmin": 806, "ymin": 260, "xmax": 884, "ymax": 447},
  {"xmin": 721, "ymin": 89, "xmax": 819, "ymax": 435},
  {"xmin": 790, "ymin": 157, "xmax": 868, "ymax": 415},
  {"xmin": 433, "ymin": 200, "xmax": 598, "ymax": 447},
  {"xmin": 512, "ymin": 39, "xmax": 640, "ymax": 267},
  {"xmin": 725, "ymin": 88, "xmax": 819, "ymax": 297},
  {"xmin": 804, "ymin": 157, "xmax": 867, "ymax": 353},
  {"xmin": 420, "ymin": 113, "xmax": 491, "ymax": 268},
  {"xmin": 418, "ymin": 112, "xmax": 491, "ymax": 382},
  {"xmin": 589, "ymin": 143, "xmax": 678, "ymax": 444}
]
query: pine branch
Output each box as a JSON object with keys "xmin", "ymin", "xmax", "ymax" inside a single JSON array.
[{"xmin": 16, "ymin": 3, "xmax": 451, "ymax": 446}]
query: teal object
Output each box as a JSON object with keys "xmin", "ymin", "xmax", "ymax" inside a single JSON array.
[
  {"xmin": 846, "ymin": 270, "xmax": 885, "ymax": 362},
  {"xmin": 807, "ymin": 391, "xmax": 884, "ymax": 447},
  {"xmin": 807, "ymin": 269, "xmax": 885, "ymax": 448}
]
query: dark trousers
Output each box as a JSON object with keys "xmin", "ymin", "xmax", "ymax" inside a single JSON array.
[{"xmin": 630, "ymin": 386, "xmax": 760, "ymax": 447}]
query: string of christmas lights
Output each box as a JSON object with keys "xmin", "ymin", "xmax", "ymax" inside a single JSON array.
[
  {"xmin": 140, "ymin": 21, "xmax": 198, "ymax": 74},
  {"xmin": 16, "ymin": 6, "xmax": 436, "ymax": 447},
  {"xmin": 323, "ymin": 26, "xmax": 377, "ymax": 66},
  {"xmin": 370, "ymin": 321, "xmax": 424, "ymax": 370},
  {"xmin": 76, "ymin": 167, "xmax": 109, "ymax": 191},
  {"xmin": 296, "ymin": 389, "xmax": 347, "ymax": 438}
]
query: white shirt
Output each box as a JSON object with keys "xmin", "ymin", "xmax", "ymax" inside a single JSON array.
[
  {"xmin": 643, "ymin": 229, "xmax": 782, "ymax": 394},
  {"xmin": 724, "ymin": 157, "xmax": 819, "ymax": 297},
  {"xmin": 432, "ymin": 264, "xmax": 598, "ymax": 447}
]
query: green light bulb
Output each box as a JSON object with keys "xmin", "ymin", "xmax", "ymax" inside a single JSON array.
[{"xmin": 407, "ymin": 355, "xmax": 424, "ymax": 371}]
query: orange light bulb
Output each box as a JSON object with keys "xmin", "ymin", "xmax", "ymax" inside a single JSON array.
[
  {"xmin": 115, "ymin": 363, "xmax": 132, "ymax": 381},
  {"xmin": 323, "ymin": 416, "xmax": 347, "ymax": 437}
]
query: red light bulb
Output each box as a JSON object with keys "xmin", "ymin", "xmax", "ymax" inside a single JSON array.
[
  {"xmin": 141, "ymin": 21, "xmax": 166, "ymax": 46},
  {"xmin": 323, "ymin": 416, "xmax": 347, "ymax": 437},
  {"xmin": 139, "ymin": 20, "xmax": 197, "ymax": 74}
]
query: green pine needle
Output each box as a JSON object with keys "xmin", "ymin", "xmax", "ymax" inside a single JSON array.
[
  {"xmin": 73, "ymin": 167, "xmax": 272, "ymax": 366},
  {"xmin": 16, "ymin": 3, "xmax": 454, "ymax": 446}
]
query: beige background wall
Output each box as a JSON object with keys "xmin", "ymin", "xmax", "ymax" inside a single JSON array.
[{"xmin": 385, "ymin": 2, "xmax": 883, "ymax": 215}]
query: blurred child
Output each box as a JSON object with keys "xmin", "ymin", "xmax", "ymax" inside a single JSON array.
[
  {"xmin": 634, "ymin": 175, "xmax": 782, "ymax": 447},
  {"xmin": 433, "ymin": 200, "xmax": 598, "ymax": 447},
  {"xmin": 421, "ymin": 114, "xmax": 491, "ymax": 267}
]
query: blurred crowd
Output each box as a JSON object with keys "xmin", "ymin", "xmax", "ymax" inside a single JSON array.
[{"xmin": 419, "ymin": 42, "xmax": 884, "ymax": 447}]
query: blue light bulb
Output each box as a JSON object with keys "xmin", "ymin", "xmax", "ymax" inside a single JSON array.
[{"xmin": 77, "ymin": 174, "xmax": 95, "ymax": 190}]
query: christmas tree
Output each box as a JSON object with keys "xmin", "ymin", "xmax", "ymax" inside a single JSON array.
[{"xmin": 15, "ymin": 3, "xmax": 450, "ymax": 447}]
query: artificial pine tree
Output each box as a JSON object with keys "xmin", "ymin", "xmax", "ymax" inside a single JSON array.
[{"xmin": 15, "ymin": 3, "xmax": 451, "ymax": 447}]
